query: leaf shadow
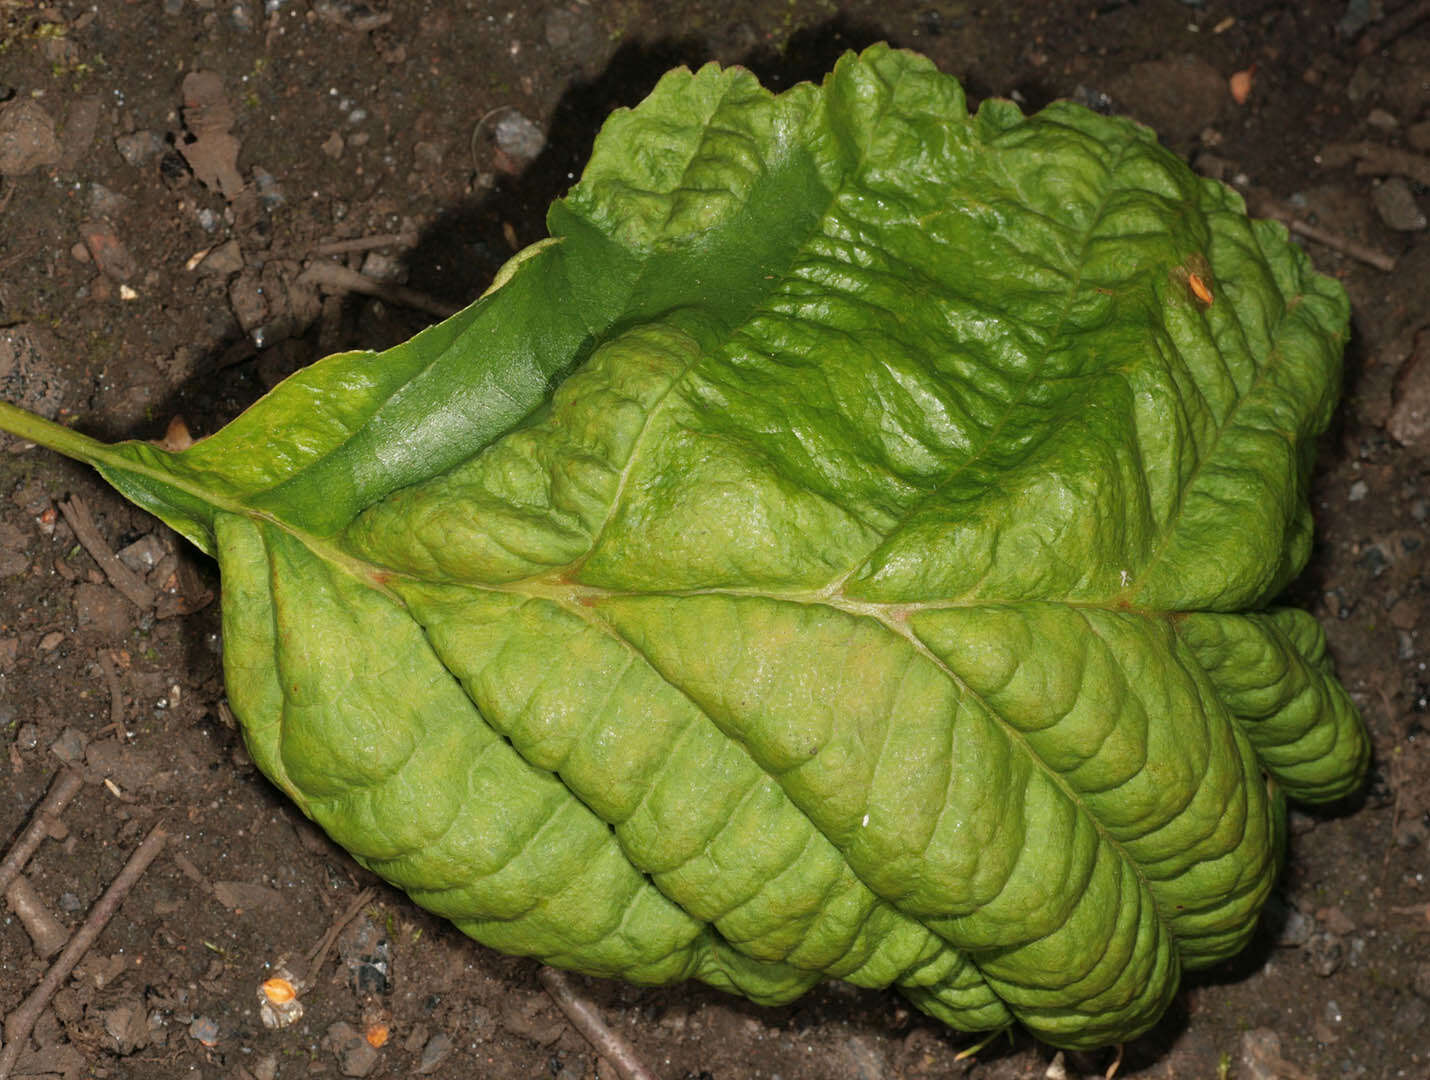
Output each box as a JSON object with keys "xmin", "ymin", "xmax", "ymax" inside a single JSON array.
[{"xmin": 135, "ymin": 14, "xmax": 893, "ymax": 448}]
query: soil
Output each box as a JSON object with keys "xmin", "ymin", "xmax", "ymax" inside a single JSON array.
[{"xmin": 1, "ymin": 2, "xmax": 1428, "ymax": 1079}]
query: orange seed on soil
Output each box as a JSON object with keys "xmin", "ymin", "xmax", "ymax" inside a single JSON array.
[{"xmin": 261, "ymin": 977, "xmax": 297, "ymax": 1005}]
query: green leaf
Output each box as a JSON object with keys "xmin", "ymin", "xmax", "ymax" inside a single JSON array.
[{"xmin": 0, "ymin": 44, "xmax": 1366, "ymax": 1049}]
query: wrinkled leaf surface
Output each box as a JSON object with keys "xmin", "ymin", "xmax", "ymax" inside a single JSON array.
[{"xmin": 0, "ymin": 46, "xmax": 1367, "ymax": 1048}]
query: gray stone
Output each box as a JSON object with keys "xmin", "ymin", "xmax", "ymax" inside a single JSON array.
[
  {"xmin": 495, "ymin": 111, "xmax": 545, "ymax": 165},
  {"xmin": 417, "ymin": 1032, "xmax": 453, "ymax": 1074},
  {"xmin": 114, "ymin": 131, "xmax": 166, "ymax": 166},
  {"xmin": 1371, "ymin": 177, "xmax": 1427, "ymax": 231}
]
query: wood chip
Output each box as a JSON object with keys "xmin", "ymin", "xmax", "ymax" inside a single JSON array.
[{"xmin": 57, "ymin": 496, "xmax": 157, "ymax": 610}]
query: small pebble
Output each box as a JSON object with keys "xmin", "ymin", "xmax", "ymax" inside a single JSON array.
[
  {"xmin": 49, "ymin": 727, "xmax": 86, "ymax": 762},
  {"xmin": 1305, "ymin": 930, "xmax": 1344, "ymax": 977},
  {"xmin": 360, "ymin": 252, "xmax": 405, "ymax": 284},
  {"xmin": 1263, "ymin": 893, "xmax": 1313, "ymax": 946},
  {"xmin": 327, "ymin": 1020, "xmax": 381, "ymax": 1078},
  {"xmin": 0, "ymin": 99, "xmax": 61, "ymax": 176},
  {"xmin": 87, "ymin": 182, "xmax": 129, "ymax": 219},
  {"xmin": 494, "ymin": 111, "xmax": 545, "ymax": 165},
  {"xmin": 114, "ymin": 131, "xmax": 165, "ymax": 167},
  {"xmin": 188, "ymin": 1016, "xmax": 219, "ymax": 1047},
  {"xmin": 417, "ymin": 1032, "xmax": 453, "ymax": 1074},
  {"xmin": 1366, "ymin": 107, "xmax": 1399, "ymax": 130},
  {"xmin": 1371, "ymin": 177, "xmax": 1427, "ymax": 232}
]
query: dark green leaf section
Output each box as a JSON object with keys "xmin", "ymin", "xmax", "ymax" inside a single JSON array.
[{"xmin": 0, "ymin": 45, "xmax": 1368, "ymax": 1051}]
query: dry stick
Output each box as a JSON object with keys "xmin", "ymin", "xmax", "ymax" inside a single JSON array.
[
  {"xmin": 1244, "ymin": 192, "xmax": 1398, "ymax": 272},
  {"xmin": 1357, "ymin": 0, "xmax": 1430, "ymax": 54},
  {"xmin": 1355, "ymin": 152, "xmax": 1430, "ymax": 188},
  {"xmin": 1287, "ymin": 218, "xmax": 1398, "ymax": 273},
  {"xmin": 297, "ymin": 260, "xmax": 458, "ymax": 321},
  {"xmin": 1323, "ymin": 140, "xmax": 1430, "ymax": 187},
  {"xmin": 310, "ymin": 233, "xmax": 417, "ymax": 257},
  {"xmin": 0, "ymin": 769, "xmax": 85, "ymax": 897},
  {"xmin": 4, "ymin": 876, "xmax": 70, "ymax": 958},
  {"xmin": 538, "ymin": 967, "xmax": 660, "ymax": 1080},
  {"xmin": 299, "ymin": 885, "xmax": 377, "ymax": 990},
  {"xmin": 97, "ymin": 649, "xmax": 125, "ymax": 730},
  {"xmin": 0, "ymin": 823, "xmax": 168, "ymax": 1080},
  {"xmin": 57, "ymin": 496, "xmax": 157, "ymax": 609}
]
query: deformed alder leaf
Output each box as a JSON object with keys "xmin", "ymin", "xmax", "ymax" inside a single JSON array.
[{"xmin": 0, "ymin": 45, "xmax": 1368, "ymax": 1049}]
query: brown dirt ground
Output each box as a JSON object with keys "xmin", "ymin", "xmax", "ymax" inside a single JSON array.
[{"xmin": 1, "ymin": 2, "xmax": 1428, "ymax": 1078}]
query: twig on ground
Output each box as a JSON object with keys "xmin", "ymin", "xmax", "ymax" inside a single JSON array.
[
  {"xmin": 1286, "ymin": 218, "xmax": 1398, "ymax": 272},
  {"xmin": 310, "ymin": 233, "xmax": 417, "ymax": 257},
  {"xmin": 1321, "ymin": 141, "xmax": 1430, "ymax": 187},
  {"xmin": 297, "ymin": 260, "xmax": 458, "ymax": 321},
  {"xmin": 299, "ymin": 885, "xmax": 377, "ymax": 990},
  {"xmin": 1356, "ymin": 0, "xmax": 1430, "ymax": 54},
  {"xmin": 1388, "ymin": 902, "xmax": 1430, "ymax": 921},
  {"xmin": 97, "ymin": 649, "xmax": 125, "ymax": 730},
  {"xmin": 57, "ymin": 496, "xmax": 157, "ymax": 610},
  {"xmin": 537, "ymin": 966, "xmax": 660, "ymax": 1080},
  {"xmin": 0, "ymin": 823, "xmax": 167, "ymax": 1080},
  {"xmin": 0, "ymin": 768, "xmax": 85, "ymax": 897},
  {"xmin": 4, "ymin": 875, "xmax": 69, "ymax": 958},
  {"xmin": 1244, "ymin": 191, "xmax": 1398, "ymax": 272}
]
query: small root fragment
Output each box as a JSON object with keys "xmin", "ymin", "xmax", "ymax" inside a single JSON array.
[
  {"xmin": 538, "ymin": 967, "xmax": 659, "ymax": 1080},
  {"xmin": 297, "ymin": 260, "xmax": 457, "ymax": 321},
  {"xmin": 58, "ymin": 496, "xmax": 157, "ymax": 609},
  {"xmin": 300, "ymin": 885, "xmax": 377, "ymax": 989},
  {"xmin": 0, "ymin": 823, "xmax": 167, "ymax": 1080},
  {"xmin": 0, "ymin": 768, "xmax": 85, "ymax": 897},
  {"xmin": 952, "ymin": 1025, "xmax": 1011, "ymax": 1061},
  {"xmin": 1105, "ymin": 1042, "xmax": 1124, "ymax": 1079},
  {"xmin": 3, "ymin": 875, "xmax": 69, "ymax": 958}
]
